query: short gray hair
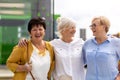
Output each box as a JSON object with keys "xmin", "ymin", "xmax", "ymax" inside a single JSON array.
[{"xmin": 55, "ymin": 17, "xmax": 76, "ymax": 38}]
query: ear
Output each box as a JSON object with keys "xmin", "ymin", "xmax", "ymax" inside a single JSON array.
[
  {"xmin": 28, "ymin": 31, "xmax": 31, "ymax": 36},
  {"xmin": 103, "ymin": 25, "xmax": 107, "ymax": 32},
  {"xmin": 101, "ymin": 24, "xmax": 105, "ymax": 29},
  {"xmin": 103, "ymin": 25, "xmax": 106, "ymax": 28}
]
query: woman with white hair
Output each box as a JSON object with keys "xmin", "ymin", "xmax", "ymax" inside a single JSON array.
[
  {"xmin": 51, "ymin": 17, "xmax": 85, "ymax": 80},
  {"xmin": 18, "ymin": 17, "xmax": 85, "ymax": 80}
]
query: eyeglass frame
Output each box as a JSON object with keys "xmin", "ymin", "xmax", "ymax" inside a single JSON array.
[
  {"xmin": 89, "ymin": 23, "xmax": 98, "ymax": 28},
  {"xmin": 89, "ymin": 23, "xmax": 104, "ymax": 28},
  {"xmin": 89, "ymin": 19, "xmax": 106, "ymax": 28}
]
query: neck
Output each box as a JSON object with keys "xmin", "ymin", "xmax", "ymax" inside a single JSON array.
[
  {"xmin": 31, "ymin": 39, "xmax": 46, "ymax": 56},
  {"xmin": 61, "ymin": 37, "xmax": 73, "ymax": 43},
  {"xmin": 95, "ymin": 35, "xmax": 108, "ymax": 44},
  {"xmin": 31, "ymin": 40, "xmax": 43, "ymax": 46},
  {"xmin": 31, "ymin": 40, "xmax": 46, "ymax": 50}
]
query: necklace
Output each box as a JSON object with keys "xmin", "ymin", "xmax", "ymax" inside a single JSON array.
[
  {"xmin": 32, "ymin": 40, "xmax": 46, "ymax": 56},
  {"xmin": 38, "ymin": 45, "xmax": 46, "ymax": 56}
]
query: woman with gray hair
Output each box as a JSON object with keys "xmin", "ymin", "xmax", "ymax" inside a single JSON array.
[
  {"xmin": 18, "ymin": 17, "xmax": 85, "ymax": 80},
  {"xmin": 51, "ymin": 17, "xmax": 85, "ymax": 80}
]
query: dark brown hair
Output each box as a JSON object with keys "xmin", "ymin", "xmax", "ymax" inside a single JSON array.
[{"xmin": 28, "ymin": 17, "xmax": 46, "ymax": 32}]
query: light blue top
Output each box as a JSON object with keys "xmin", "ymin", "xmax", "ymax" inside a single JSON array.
[{"xmin": 82, "ymin": 37, "xmax": 120, "ymax": 80}]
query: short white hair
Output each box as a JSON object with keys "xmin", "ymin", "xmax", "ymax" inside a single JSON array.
[{"xmin": 55, "ymin": 17, "xmax": 76, "ymax": 38}]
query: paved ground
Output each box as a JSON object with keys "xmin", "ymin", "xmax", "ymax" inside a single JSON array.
[{"xmin": 0, "ymin": 65, "xmax": 13, "ymax": 80}]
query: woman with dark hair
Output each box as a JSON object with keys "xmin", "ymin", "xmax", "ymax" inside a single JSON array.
[{"xmin": 6, "ymin": 17, "xmax": 55, "ymax": 80}]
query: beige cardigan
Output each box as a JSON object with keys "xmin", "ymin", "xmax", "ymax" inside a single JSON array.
[{"xmin": 6, "ymin": 40, "xmax": 55, "ymax": 80}]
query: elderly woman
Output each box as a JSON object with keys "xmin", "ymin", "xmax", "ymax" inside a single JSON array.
[
  {"xmin": 51, "ymin": 17, "xmax": 85, "ymax": 80},
  {"xmin": 82, "ymin": 16, "xmax": 120, "ymax": 80},
  {"xmin": 6, "ymin": 17, "xmax": 54, "ymax": 80}
]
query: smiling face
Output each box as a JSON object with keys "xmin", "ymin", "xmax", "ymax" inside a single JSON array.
[
  {"xmin": 90, "ymin": 16, "xmax": 110, "ymax": 37},
  {"xmin": 29, "ymin": 25, "xmax": 45, "ymax": 42},
  {"xmin": 27, "ymin": 17, "xmax": 46, "ymax": 42},
  {"xmin": 62, "ymin": 25, "xmax": 76, "ymax": 38},
  {"xmin": 90, "ymin": 19, "xmax": 106, "ymax": 37},
  {"xmin": 56, "ymin": 17, "xmax": 76, "ymax": 39}
]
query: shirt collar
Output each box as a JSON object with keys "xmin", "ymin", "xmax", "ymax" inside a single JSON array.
[{"xmin": 92, "ymin": 36, "xmax": 111, "ymax": 44}]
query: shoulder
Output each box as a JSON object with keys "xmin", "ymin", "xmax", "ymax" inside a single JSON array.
[
  {"xmin": 110, "ymin": 37, "xmax": 120, "ymax": 46},
  {"xmin": 8, "ymin": 45, "xmax": 26, "ymax": 60},
  {"xmin": 45, "ymin": 41, "xmax": 51, "ymax": 45},
  {"xmin": 45, "ymin": 41, "xmax": 53, "ymax": 50},
  {"xmin": 50, "ymin": 39, "xmax": 61, "ymax": 46},
  {"xmin": 84, "ymin": 38, "xmax": 93, "ymax": 44},
  {"xmin": 71, "ymin": 38, "xmax": 85, "ymax": 46},
  {"xmin": 12, "ymin": 45, "xmax": 26, "ymax": 52},
  {"xmin": 74, "ymin": 38, "xmax": 84, "ymax": 43},
  {"xmin": 83, "ymin": 38, "xmax": 93, "ymax": 47}
]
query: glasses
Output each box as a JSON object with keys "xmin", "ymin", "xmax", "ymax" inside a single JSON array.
[{"xmin": 89, "ymin": 23, "xmax": 100, "ymax": 28}]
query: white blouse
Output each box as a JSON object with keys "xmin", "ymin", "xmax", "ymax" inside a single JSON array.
[
  {"xmin": 25, "ymin": 44, "xmax": 50, "ymax": 80},
  {"xmin": 50, "ymin": 38, "xmax": 85, "ymax": 80}
]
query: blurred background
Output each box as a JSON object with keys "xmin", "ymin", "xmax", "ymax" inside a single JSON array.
[
  {"xmin": 0, "ymin": 0, "xmax": 120, "ymax": 64},
  {"xmin": 1, "ymin": 0, "xmax": 120, "ymax": 79}
]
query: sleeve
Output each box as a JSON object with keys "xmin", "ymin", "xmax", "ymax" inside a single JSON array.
[
  {"xmin": 115, "ymin": 39, "xmax": 120, "ymax": 59},
  {"xmin": 6, "ymin": 45, "xmax": 25, "ymax": 72},
  {"xmin": 50, "ymin": 39, "xmax": 55, "ymax": 46},
  {"xmin": 114, "ymin": 39, "xmax": 120, "ymax": 72},
  {"xmin": 46, "ymin": 42, "xmax": 55, "ymax": 80}
]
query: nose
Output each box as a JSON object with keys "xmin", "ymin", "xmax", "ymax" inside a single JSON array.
[{"xmin": 36, "ymin": 29, "xmax": 40, "ymax": 33}]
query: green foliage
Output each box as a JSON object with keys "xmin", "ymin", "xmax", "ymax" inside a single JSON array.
[{"xmin": 1, "ymin": 43, "xmax": 16, "ymax": 64}]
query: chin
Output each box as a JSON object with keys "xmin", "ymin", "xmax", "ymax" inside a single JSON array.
[
  {"xmin": 93, "ymin": 34, "xmax": 96, "ymax": 36},
  {"xmin": 36, "ymin": 38, "xmax": 42, "ymax": 40}
]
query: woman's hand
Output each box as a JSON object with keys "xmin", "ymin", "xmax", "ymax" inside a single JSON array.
[
  {"xmin": 24, "ymin": 63, "xmax": 32, "ymax": 72},
  {"xmin": 16, "ymin": 63, "xmax": 32, "ymax": 72},
  {"xmin": 18, "ymin": 38, "xmax": 28, "ymax": 47},
  {"xmin": 116, "ymin": 73, "xmax": 120, "ymax": 80}
]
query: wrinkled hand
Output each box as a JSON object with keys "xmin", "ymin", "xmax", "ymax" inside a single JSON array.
[
  {"xmin": 116, "ymin": 76, "xmax": 120, "ymax": 80},
  {"xmin": 116, "ymin": 73, "xmax": 120, "ymax": 80},
  {"xmin": 24, "ymin": 63, "xmax": 32, "ymax": 72},
  {"xmin": 18, "ymin": 38, "xmax": 28, "ymax": 47}
]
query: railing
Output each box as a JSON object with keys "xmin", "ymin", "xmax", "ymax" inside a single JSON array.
[
  {"xmin": 0, "ymin": 77, "xmax": 12, "ymax": 80},
  {"xmin": 0, "ymin": 65, "xmax": 13, "ymax": 80}
]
